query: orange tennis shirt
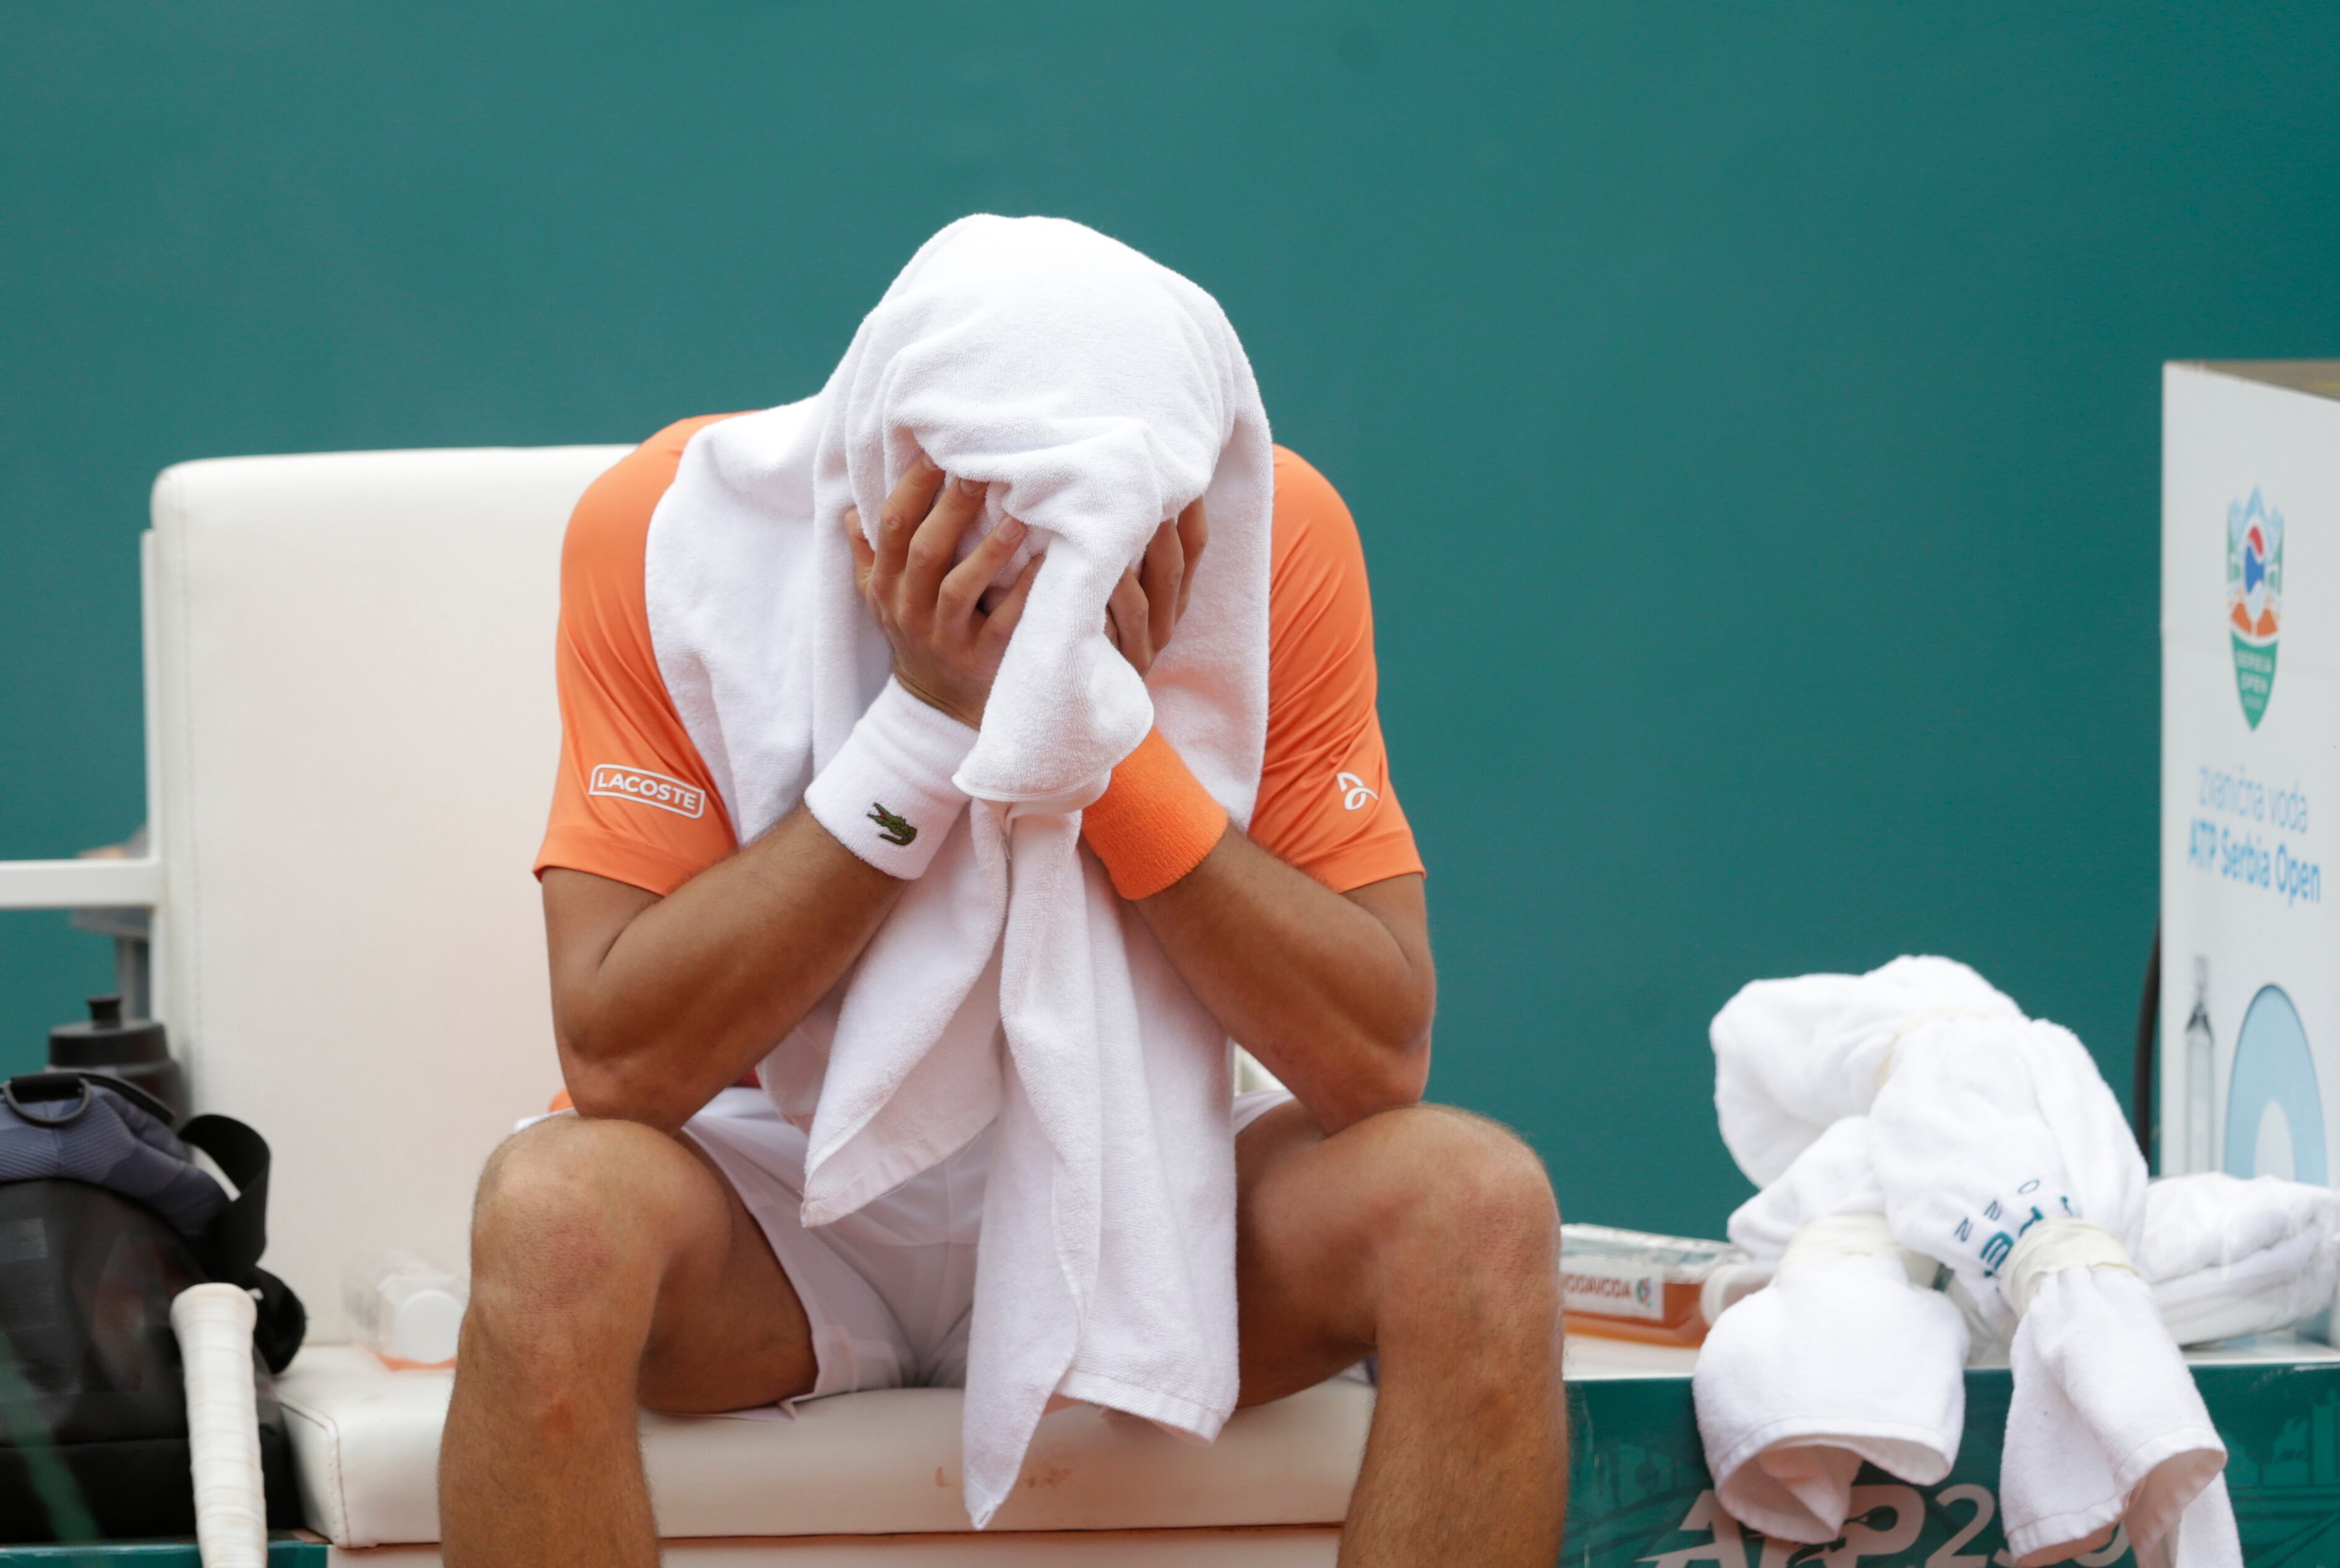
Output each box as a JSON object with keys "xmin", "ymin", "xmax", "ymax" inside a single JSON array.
[{"xmin": 535, "ymin": 416, "xmax": 1423, "ymax": 896}]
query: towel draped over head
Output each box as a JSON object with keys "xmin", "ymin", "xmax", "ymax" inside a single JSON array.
[{"xmin": 644, "ymin": 215, "xmax": 1275, "ymax": 1525}]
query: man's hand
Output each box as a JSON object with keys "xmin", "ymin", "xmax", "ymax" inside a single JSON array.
[
  {"xmin": 847, "ymin": 455, "xmax": 1040, "ymax": 728},
  {"xmin": 848, "ymin": 457, "xmax": 1211, "ymax": 724},
  {"xmin": 1106, "ymin": 498, "xmax": 1208, "ymax": 677}
]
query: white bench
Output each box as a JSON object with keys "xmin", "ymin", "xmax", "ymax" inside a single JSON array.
[{"xmin": 0, "ymin": 445, "xmax": 1366, "ymax": 1562}]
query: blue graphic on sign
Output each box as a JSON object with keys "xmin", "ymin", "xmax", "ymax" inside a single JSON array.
[{"xmin": 2224, "ymin": 984, "xmax": 2326, "ymax": 1185}]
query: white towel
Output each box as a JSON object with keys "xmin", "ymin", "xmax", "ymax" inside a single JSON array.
[
  {"xmin": 1868, "ymin": 1009, "xmax": 2231, "ymax": 1567},
  {"xmin": 2141, "ymin": 1172, "xmax": 2340, "ymax": 1346},
  {"xmin": 1694, "ymin": 1117, "xmax": 1969, "ymax": 1543},
  {"xmin": 1712, "ymin": 955, "xmax": 2023, "ymax": 1187},
  {"xmin": 1711, "ymin": 959, "xmax": 2240, "ymax": 1567},
  {"xmin": 644, "ymin": 215, "xmax": 1274, "ymax": 1525}
]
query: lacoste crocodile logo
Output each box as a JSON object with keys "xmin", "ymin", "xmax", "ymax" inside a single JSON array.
[{"xmin": 867, "ymin": 803, "xmax": 917, "ymax": 847}]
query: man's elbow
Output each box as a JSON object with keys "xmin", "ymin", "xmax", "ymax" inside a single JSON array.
[
  {"xmin": 1375, "ymin": 1028, "xmax": 1436, "ymax": 1113},
  {"xmin": 1317, "ymin": 1024, "xmax": 1433, "ymax": 1133},
  {"xmin": 558, "ymin": 1033, "xmax": 692, "ymax": 1134}
]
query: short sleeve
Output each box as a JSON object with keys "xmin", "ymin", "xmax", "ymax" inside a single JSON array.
[
  {"xmin": 1247, "ymin": 450, "xmax": 1425, "ymax": 892},
  {"xmin": 534, "ymin": 417, "xmax": 742, "ymax": 896}
]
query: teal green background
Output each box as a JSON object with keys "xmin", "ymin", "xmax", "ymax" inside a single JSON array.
[{"xmin": 6, "ymin": 5, "xmax": 2339, "ymax": 1236}]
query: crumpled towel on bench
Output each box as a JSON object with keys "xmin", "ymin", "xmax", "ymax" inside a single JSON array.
[
  {"xmin": 1705, "ymin": 958, "xmax": 2239, "ymax": 1567},
  {"xmin": 1694, "ymin": 957, "xmax": 2009, "ymax": 1543},
  {"xmin": 1870, "ymin": 1010, "xmax": 2230, "ymax": 1567},
  {"xmin": 1694, "ymin": 1115, "xmax": 1970, "ymax": 1543},
  {"xmin": 644, "ymin": 214, "xmax": 1275, "ymax": 1525}
]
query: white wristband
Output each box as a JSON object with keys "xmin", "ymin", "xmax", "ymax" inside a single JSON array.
[{"xmin": 804, "ymin": 678, "xmax": 979, "ymax": 878}]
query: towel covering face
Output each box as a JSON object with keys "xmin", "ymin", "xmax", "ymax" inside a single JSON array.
[{"xmin": 643, "ymin": 216, "xmax": 1273, "ymax": 1525}]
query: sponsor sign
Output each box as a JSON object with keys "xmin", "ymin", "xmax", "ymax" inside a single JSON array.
[{"xmin": 1562, "ymin": 1260, "xmax": 1665, "ymax": 1323}]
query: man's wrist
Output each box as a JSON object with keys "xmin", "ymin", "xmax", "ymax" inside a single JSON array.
[
  {"xmin": 804, "ymin": 677, "xmax": 980, "ymax": 878},
  {"xmin": 1081, "ymin": 729, "xmax": 1229, "ymax": 900},
  {"xmin": 891, "ymin": 666, "xmax": 984, "ymax": 730}
]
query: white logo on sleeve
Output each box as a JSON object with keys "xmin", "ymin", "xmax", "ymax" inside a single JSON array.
[
  {"xmin": 589, "ymin": 765, "xmax": 708, "ymax": 819},
  {"xmin": 1335, "ymin": 771, "xmax": 1379, "ymax": 812}
]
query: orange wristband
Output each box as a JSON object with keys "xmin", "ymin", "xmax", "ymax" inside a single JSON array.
[{"xmin": 1081, "ymin": 728, "xmax": 1229, "ymax": 900}]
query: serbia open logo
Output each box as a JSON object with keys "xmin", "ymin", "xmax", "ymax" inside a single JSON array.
[{"xmin": 2226, "ymin": 488, "xmax": 2285, "ymax": 729}]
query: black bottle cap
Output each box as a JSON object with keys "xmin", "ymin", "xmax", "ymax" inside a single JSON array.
[{"xmin": 49, "ymin": 994, "xmax": 171, "ymax": 1068}]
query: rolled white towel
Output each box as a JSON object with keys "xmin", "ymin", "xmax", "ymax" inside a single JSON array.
[
  {"xmin": 1873, "ymin": 1016, "xmax": 2229, "ymax": 1567},
  {"xmin": 2138, "ymin": 1172, "xmax": 2340, "ymax": 1346},
  {"xmin": 1696, "ymin": 1118, "xmax": 1969, "ymax": 1543}
]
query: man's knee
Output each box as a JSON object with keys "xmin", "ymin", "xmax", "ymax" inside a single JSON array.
[
  {"xmin": 469, "ymin": 1115, "xmax": 713, "ymax": 1319},
  {"xmin": 1360, "ymin": 1106, "xmax": 1561, "ymax": 1283}
]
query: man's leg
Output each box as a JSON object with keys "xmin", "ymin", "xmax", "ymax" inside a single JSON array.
[
  {"xmin": 1234, "ymin": 1101, "xmax": 1566, "ymax": 1567},
  {"xmin": 439, "ymin": 1115, "xmax": 817, "ymax": 1568}
]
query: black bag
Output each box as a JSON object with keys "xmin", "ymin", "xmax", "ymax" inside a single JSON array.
[{"xmin": 0, "ymin": 1072, "xmax": 306, "ymax": 1543}]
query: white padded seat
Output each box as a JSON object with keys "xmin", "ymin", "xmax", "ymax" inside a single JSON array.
[{"xmin": 278, "ymin": 1348, "xmax": 1372, "ymax": 1548}]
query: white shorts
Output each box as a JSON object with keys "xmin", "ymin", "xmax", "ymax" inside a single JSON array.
[{"xmin": 680, "ymin": 1085, "xmax": 1295, "ymax": 1403}]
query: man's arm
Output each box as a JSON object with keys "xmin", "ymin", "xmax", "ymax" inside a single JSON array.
[
  {"xmin": 547, "ymin": 451, "xmax": 1428, "ymax": 1139},
  {"xmin": 1085, "ymin": 552, "xmax": 1434, "ymax": 1135},
  {"xmin": 542, "ymin": 818, "xmax": 897, "ymax": 1132},
  {"xmin": 553, "ymin": 755, "xmax": 1434, "ymax": 1141},
  {"xmin": 544, "ymin": 457, "xmax": 1039, "ymax": 1132},
  {"xmin": 1141, "ymin": 849, "xmax": 1431, "ymax": 1135}
]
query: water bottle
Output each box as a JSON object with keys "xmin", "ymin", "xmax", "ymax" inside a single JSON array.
[
  {"xmin": 48, "ymin": 994, "xmax": 185, "ymax": 1120},
  {"xmin": 344, "ymin": 1251, "xmax": 467, "ymax": 1369},
  {"xmin": 2184, "ymin": 957, "xmax": 2217, "ymax": 1174}
]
